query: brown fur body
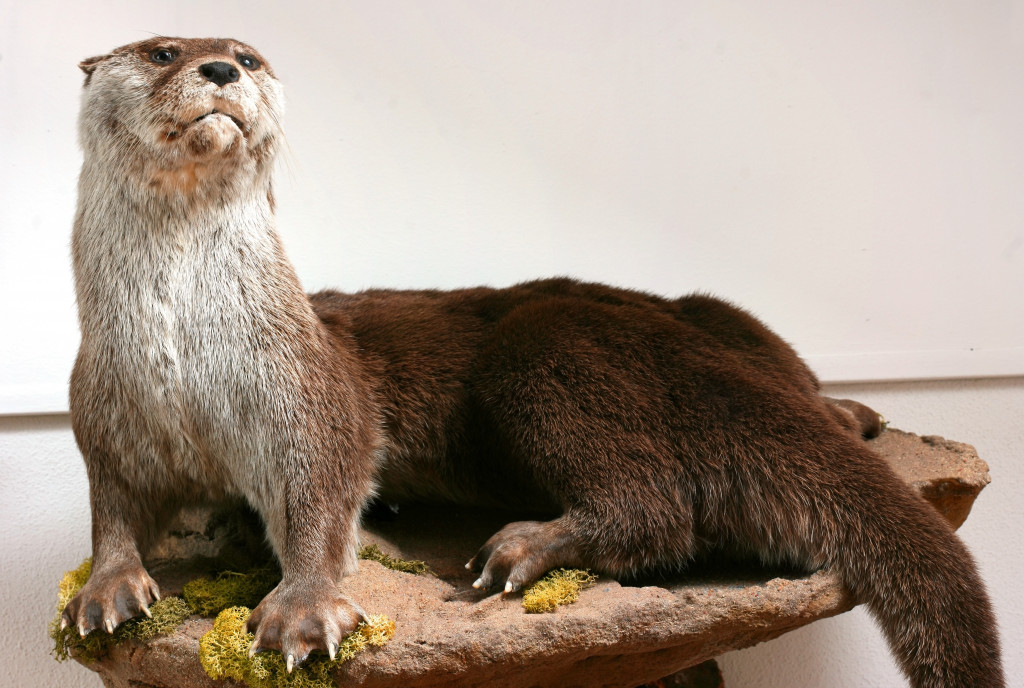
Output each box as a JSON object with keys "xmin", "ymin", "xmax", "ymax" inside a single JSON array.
[{"xmin": 63, "ymin": 38, "xmax": 1002, "ymax": 687}]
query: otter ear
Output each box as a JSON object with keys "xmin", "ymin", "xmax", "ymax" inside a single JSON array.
[
  {"xmin": 78, "ymin": 53, "xmax": 111, "ymax": 84},
  {"xmin": 79, "ymin": 54, "xmax": 110, "ymax": 74}
]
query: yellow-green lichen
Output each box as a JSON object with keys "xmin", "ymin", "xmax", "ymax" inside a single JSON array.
[
  {"xmin": 199, "ymin": 606, "xmax": 396, "ymax": 688},
  {"xmin": 55, "ymin": 558, "xmax": 92, "ymax": 613},
  {"xmin": 358, "ymin": 543, "xmax": 432, "ymax": 575},
  {"xmin": 50, "ymin": 557, "xmax": 194, "ymax": 663},
  {"xmin": 183, "ymin": 568, "xmax": 279, "ymax": 616},
  {"xmin": 197, "ymin": 606, "xmax": 253, "ymax": 682},
  {"xmin": 522, "ymin": 569, "xmax": 597, "ymax": 613}
]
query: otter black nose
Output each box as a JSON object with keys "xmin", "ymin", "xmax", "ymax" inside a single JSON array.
[{"xmin": 199, "ymin": 61, "xmax": 240, "ymax": 87}]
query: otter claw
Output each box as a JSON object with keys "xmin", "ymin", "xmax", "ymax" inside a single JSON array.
[
  {"xmin": 104, "ymin": 619, "xmax": 115, "ymax": 634},
  {"xmin": 328, "ymin": 642, "xmax": 338, "ymax": 661},
  {"xmin": 60, "ymin": 617, "xmax": 69, "ymax": 631},
  {"xmin": 142, "ymin": 605, "xmax": 152, "ymax": 619},
  {"xmin": 504, "ymin": 581, "xmax": 514, "ymax": 594},
  {"xmin": 472, "ymin": 577, "xmax": 484, "ymax": 589},
  {"xmin": 248, "ymin": 642, "xmax": 259, "ymax": 659},
  {"xmin": 78, "ymin": 623, "xmax": 87, "ymax": 638},
  {"xmin": 286, "ymin": 654, "xmax": 295, "ymax": 673}
]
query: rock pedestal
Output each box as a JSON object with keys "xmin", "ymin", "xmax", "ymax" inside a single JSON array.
[{"xmin": 73, "ymin": 429, "xmax": 991, "ymax": 688}]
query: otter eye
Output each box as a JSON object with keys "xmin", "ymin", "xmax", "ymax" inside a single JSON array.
[
  {"xmin": 150, "ymin": 48, "xmax": 177, "ymax": 64},
  {"xmin": 237, "ymin": 54, "xmax": 261, "ymax": 70}
]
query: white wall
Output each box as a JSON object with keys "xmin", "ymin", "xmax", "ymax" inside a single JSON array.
[
  {"xmin": 2, "ymin": 2, "xmax": 1022, "ymax": 687},
  {"xmin": 3, "ymin": 379, "xmax": 1021, "ymax": 688},
  {"xmin": 1, "ymin": 1, "xmax": 1023, "ymax": 413}
]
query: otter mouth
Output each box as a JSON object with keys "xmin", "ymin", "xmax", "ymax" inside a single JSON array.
[
  {"xmin": 193, "ymin": 109, "xmax": 246, "ymax": 131},
  {"xmin": 163, "ymin": 106, "xmax": 249, "ymax": 145}
]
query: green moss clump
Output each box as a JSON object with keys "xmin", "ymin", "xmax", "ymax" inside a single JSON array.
[
  {"xmin": 199, "ymin": 606, "xmax": 396, "ymax": 688},
  {"xmin": 50, "ymin": 558, "xmax": 92, "ymax": 661},
  {"xmin": 358, "ymin": 544, "xmax": 431, "ymax": 575},
  {"xmin": 132, "ymin": 596, "xmax": 194, "ymax": 642},
  {"xmin": 183, "ymin": 568, "xmax": 280, "ymax": 616},
  {"xmin": 50, "ymin": 558, "xmax": 194, "ymax": 663},
  {"xmin": 522, "ymin": 569, "xmax": 597, "ymax": 613}
]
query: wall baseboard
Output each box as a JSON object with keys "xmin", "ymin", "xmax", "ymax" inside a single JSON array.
[
  {"xmin": 0, "ymin": 385, "xmax": 69, "ymax": 416},
  {"xmin": 804, "ymin": 347, "xmax": 1024, "ymax": 384}
]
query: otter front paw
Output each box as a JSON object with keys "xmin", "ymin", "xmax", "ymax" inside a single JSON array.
[
  {"xmin": 246, "ymin": 580, "xmax": 368, "ymax": 672},
  {"xmin": 60, "ymin": 564, "xmax": 160, "ymax": 636},
  {"xmin": 466, "ymin": 520, "xmax": 582, "ymax": 594}
]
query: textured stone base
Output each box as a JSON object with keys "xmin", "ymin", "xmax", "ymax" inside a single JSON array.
[{"xmin": 74, "ymin": 429, "xmax": 989, "ymax": 688}]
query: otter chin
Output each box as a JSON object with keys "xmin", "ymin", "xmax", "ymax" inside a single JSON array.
[
  {"xmin": 181, "ymin": 112, "xmax": 243, "ymax": 156},
  {"xmin": 63, "ymin": 37, "xmax": 1003, "ymax": 686}
]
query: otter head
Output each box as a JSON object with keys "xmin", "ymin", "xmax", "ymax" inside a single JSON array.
[{"xmin": 79, "ymin": 38, "xmax": 284, "ymax": 197}]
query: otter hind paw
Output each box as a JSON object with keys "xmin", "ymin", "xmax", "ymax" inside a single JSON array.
[{"xmin": 467, "ymin": 519, "xmax": 582, "ymax": 595}]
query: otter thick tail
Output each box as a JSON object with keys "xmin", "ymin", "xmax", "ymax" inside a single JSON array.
[{"xmin": 819, "ymin": 442, "xmax": 1002, "ymax": 687}]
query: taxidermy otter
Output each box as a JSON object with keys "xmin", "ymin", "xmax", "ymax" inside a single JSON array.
[{"xmin": 61, "ymin": 37, "xmax": 1002, "ymax": 687}]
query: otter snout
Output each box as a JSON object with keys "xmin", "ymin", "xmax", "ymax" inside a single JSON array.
[{"xmin": 199, "ymin": 61, "xmax": 240, "ymax": 87}]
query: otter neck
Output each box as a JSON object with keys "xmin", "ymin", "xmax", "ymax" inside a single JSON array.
[
  {"xmin": 78, "ymin": 131, "xmax": 276, "ymax": 217},
  {"xmin": 72, "ymin": 153, "xmax": 319, "ymax": 346}
]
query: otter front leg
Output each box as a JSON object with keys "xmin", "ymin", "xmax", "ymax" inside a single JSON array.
[
  {"xmin": 61, "ymin": 476, "xmax": 161, "ymax": 636},
  {"xmin": 245, "ymin": 455, "xmax": 372, "ymax": 671}
]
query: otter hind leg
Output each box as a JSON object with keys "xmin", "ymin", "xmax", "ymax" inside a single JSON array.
[
  {"xmin": 467, "ymin": 477, "xmax": 699, "ymax": 592},
  {"xmin": 470, "ymin": 313, "xmax": 702, "ymax": 589},
  {"xmin": 825, "ymin": 397, "xmax": 884, "ymax": 438}
]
